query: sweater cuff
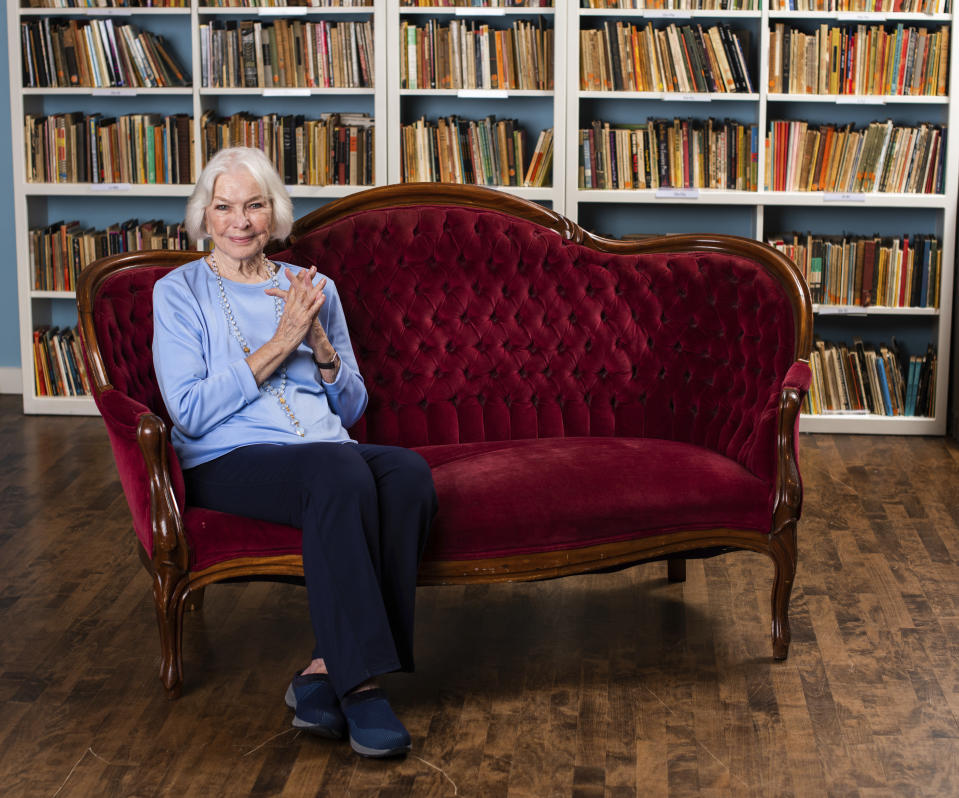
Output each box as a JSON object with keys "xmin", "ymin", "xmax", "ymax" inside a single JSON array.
[{"xmin": 230, "ymin": 358, "xmax": 261, "ymax": 403}]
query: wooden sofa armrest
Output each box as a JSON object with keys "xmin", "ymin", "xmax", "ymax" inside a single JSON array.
[
  {"xmin": 773, "ymin": 360, "xmax": 812, "ymax": 538},
  {"xmin": 136, "ymin": 411, "xmax": 189, "ymax": 575}
]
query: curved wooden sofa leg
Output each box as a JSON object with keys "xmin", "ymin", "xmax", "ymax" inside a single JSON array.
[
  {"xmin": 153, "ymin": 567, "xmax": 185, "ymax": 700},
  {"xmin": 667, "ymin": 558, "xmax": 687, "ymax": 583},
  {"xmin": 769, "ymin": 522, "xmax": 798, "ymax": 661}
]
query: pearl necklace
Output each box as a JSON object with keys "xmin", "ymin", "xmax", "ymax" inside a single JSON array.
[{"xmin": 208, "ymin": 250, "xmax": 306, "ymax": 437}]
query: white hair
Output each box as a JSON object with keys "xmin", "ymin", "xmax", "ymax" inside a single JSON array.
[{"xmin": 185, "ymin": 146, "xmax": 293, "ymax": 242}]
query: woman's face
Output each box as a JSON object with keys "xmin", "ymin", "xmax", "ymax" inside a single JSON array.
[{"xmin": 205, "ymin": 169, "xmax": 274, "ymax": 264}]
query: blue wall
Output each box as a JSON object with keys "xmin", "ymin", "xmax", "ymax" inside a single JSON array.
[{"xmin": 0, "ymin": 9, "xmax": 20, "ymax": 369}]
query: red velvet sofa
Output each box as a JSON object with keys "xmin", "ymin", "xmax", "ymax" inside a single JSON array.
[{"xmin": 78, "ymin": 184, "xmax": 813, "ymax": 698}]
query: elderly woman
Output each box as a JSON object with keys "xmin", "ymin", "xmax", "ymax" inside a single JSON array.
[{"xmin": 151, "ymin": 146, "xmax": 436, "ymax": 758}]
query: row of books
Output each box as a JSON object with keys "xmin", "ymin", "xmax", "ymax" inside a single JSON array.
[
  {"xmin": 580, "ymin": 1, "xmax": 757, "ymax": 7},
  {"xmin": 579, "ymin": 118, "xmax": 758, "ymax": 190},
  {"xmin": 204, "ymin": 2, "xmax": 373, "ymax": 6},
  {"xmin": 403, "ymin": 1, "xmax": 552, "ymax": 5},
  {"xmin": 805, "ymin": 338, "xmax": 936, "ymax": 417},
  {"xmin": 34, "ymin": 326, "xmax": 93, "ymax": 398},
  {"xmin": 768, "ymin": 232, "xmax": 940, "ymax": 308},
  {"xmin": 581, "ymin": 22, "xmax": 753, "ymax": 94},
  {"xmin": 201, "ymin": 111, "xmax": 374, "ymax": 185},
  {"xmin": 24, "ymin": 2, "xmax": 188, "ymax": 8},
  {"xmin": 25, "ymin": 112, "xmax": 194, "ymax": 185},
  {"xmin": 401, "ymin": 19, "xmax": 553, "ymax": 92},
  {"xmin": 765, "ymin": 119, "xmax": 945, "ymax": 194},
  {"xmin": 770, "ymin": 1, "xmax": 950, "ymax": 11},
  {"xmin": 20, "ymin": 19, "xmax": 188, "ymax": 89},
  {"xmin": 200, "ymin": 19, "xmax": 373, "ymax": 89},
  {"xmin": 769, "ymin": 23, "xmax": 949, "ymax": 97},
  {"xmin": 30, "ymin": 219, "xmax": 190, "ymax": 293},
  {"xmin": 400, "ymin": 117, "xmax": 552, "ymax": 186}
]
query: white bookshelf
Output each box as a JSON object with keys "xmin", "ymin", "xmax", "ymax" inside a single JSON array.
[{"xmin": 8, "ymin": 2, "xmax": 957, "ymax": 434}]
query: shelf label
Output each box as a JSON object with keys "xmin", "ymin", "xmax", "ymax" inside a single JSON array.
[
  {"xmin": 816, "ymin": 305, "xmax": 868, "ymax": 316},
  {"xmin": 91, "ymin": 183, "xmax": 132, "ymax": 192},
  {"xmin": 92, "ymin": 88, "xmax": 136, "ymax": 97},
  {"xmin": 823, "ymin": 192, "xmax": 867, "ymax": 202},
  {"xmin": 259, "ymin": 7, "xmax": 307, "ymax": 15},
  {"xmin": 643, "ymin": 10, "xmax": 691, "ymax": 19},
  {"xmin": 263, "ymin": 88, "xmax": 312, "ymax": 97},
  {"xmin": 836, "ymin": 94, "xmax": 884, "ymax": 105},
  {"xmin": 836, "ymin": 12, "xmax": 876, "ymax": 22},
  {"xmin": 664, "ymin": 92, "xmax": 710, "ymax": 102},
  {"xmin": 655, "ymin": 188, "xmax": 699, "ymax": 199},
  {"xmin": 457, "ymin": 89, "xmax": 509, "ymax": 99},
  {"xmin": 456, "ymin": 7, "xmax": 506, "ymax": 14}
]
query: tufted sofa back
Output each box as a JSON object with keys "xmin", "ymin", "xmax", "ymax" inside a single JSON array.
[{"xmin": 273, "ymin": 196, "xmax": 809, "ymax": 484}]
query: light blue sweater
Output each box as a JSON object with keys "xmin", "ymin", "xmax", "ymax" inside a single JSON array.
[{"xmin": 152, "ymin": 257, "xmax": 368, "ymax": 469}]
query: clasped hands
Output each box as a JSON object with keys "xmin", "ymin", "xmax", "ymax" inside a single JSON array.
[{"xmin": 247, "ymin": 265, "xmax": 338, "ymax": 386}]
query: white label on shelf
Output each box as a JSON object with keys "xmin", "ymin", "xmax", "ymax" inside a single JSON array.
[
  {"xmin": 259, "ymin": 7, "xmax": 308, "ymax": 16},
  {"xmin": 665, "ymin": 92, "xmax": 710, "ymax": 103},
  {"xmin": 92, "ymin": 88, "xmax": 136, "ymax": 97},
  {"xmin": 836, "ymin": 95, "xmax": 884, "ymax": 105},
  {"xmin": 816, "ymin": 306, "xmax": 868, "ymax": 316},
  {"xmin": 263, "ymin": 88, "xmax": 312, "ymax": 97},
  {"xmin": 643, "ymin": 10, "xmax": 691, "ymax": 19},
  {"xmin": 836, "ymin": 12, "xmax": 875, "ymax": 21},
  {"xmin": 456, "ymin": 7, "xmax": 506, "ymax": 15},
  {"xmin": 655, "ymin": 188, "xmax": 700, "ymax": 199},
  {"xmin": 91, "ymin": 183, "xmax": 132, "ymax": 192},
  {"xmin": 823, "ymin": 192, "xmax": 867, "ymax": 202},
  {"xmin": 457, "ymin": 89, "xmax": 509, "ymax": 99}
]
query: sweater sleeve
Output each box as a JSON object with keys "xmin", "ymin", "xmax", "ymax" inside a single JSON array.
[
  {"xmin": 315, "ymin": 277, "xmax": 368, "ymax": 429},
  {"xmin": 152, "ymin": 273, "xmax": 260, "ymax": 438}
]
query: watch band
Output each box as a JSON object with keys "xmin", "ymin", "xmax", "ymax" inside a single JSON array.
[{"xmin": 315, "ymin": 351, "xmax": 340, "ymax": 370}]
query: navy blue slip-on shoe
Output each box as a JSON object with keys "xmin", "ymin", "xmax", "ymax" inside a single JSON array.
[
  {"xmin": 340, "ymin": 688, "xmax": 411, "ymax": 758},
  {"xmin": 285, "ymin": 672, "xmax": 346, "ymax": 739}
]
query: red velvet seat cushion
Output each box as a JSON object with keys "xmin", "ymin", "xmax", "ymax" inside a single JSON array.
[
  {"xmin": 415, "ymin": 437, "xmax": 770, "ymax": 562},
  {"xmin": 184, "ymin": 509, "xmax": 302, "ymax": 572},
  {"xmin": 183, "ymin": 436, "xmax": 769, "ymax": 571}
]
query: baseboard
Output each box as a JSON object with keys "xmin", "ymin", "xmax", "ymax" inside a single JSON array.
[{"xmin": 0, "ymin": 367, "xmax": 23, "ymax": 394}]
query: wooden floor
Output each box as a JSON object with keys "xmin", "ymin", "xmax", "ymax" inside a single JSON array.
[{"xmin": 2, "ymin": 395, "xmax": 959, "ymax": 797}]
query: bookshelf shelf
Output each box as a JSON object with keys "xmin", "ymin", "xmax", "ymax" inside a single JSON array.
[
  {"xmin": 23, "ymin": 184, "xmax": 196, "ymax": 197},
  {"xmin": 399, "ymin": 8, "xmax": 555, "ymax": 17},
  {"xmin": 800, "ymin": 413, "xmax": 942, "ymax": 434},
  {"xmin": 766, "ymin": 94, "xmax": 950, "ymax": 106},
  {"xmin": 767, "ymin": 11, "xmax": 951, "ymax": 22},
  {"xmin": 578, "ymin": 91, "xmax": 759, "ymax": 101},
  {"xmin": 197, "ymin": 7, "xmax": 374, "ymax": 16},
  {"xmin": 578, "ymin": 10, "xmax": 761, "ymax": 20},
  {"xmin": 199, "ymin": 87, "xmax": 376, "ymax": 95},
  {"xmin": 814, "ymin": 305, "xmax": 940, "ymax": 317},
  {"xmin": 21, "ymin": 8, "xmax": 192, "ymax": 17}
]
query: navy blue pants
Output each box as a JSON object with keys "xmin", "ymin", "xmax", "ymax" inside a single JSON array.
[{"xmin": 184, "ymin": 442, "xmax": 437, "ymax": 698}]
